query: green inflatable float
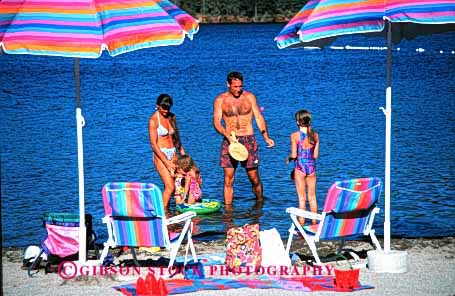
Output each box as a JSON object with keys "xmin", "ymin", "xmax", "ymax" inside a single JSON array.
[{"xmin": 176, "ymin": 199, "xmax": 222, "ymax": 215}]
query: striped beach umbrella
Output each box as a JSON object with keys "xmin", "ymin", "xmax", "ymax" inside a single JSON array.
[
  {"xmin": 276, "ymin": 1, "xmax": 455, "ymax": 48},
  {"xmin": 1, "ymin": 0, "xmax": 198, "ymax": 57},
  {"xmin": 275, "ymin": 0, "xmax": 455, "ymax": 262},
  {"xmin": 0, "ymin": 0, "xmax": 199, "ymax": 264}
]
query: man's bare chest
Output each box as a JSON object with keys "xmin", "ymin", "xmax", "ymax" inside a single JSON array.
[{"xmin": 222, "ymin": 99, "xmax": 252, "ymax": 117}]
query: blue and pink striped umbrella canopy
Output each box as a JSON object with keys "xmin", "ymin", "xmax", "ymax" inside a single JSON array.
[
  {"xmin": 275, "ymin": 0, "xmax": 455, "ymax": 48},
  {"xmin": 0, "ymin": 0, "xmax": 199, "ymax": 57}
]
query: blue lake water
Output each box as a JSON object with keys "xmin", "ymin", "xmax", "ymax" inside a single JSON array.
[{"xmin": 1, "ymin": 24, "xmax": 454, "ymax": 247}]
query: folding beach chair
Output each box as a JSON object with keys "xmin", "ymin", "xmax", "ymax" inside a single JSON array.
[
  {"xmin": 26, "ymin": 213, "xmax": 98, "ymax": 276},
  {"xmin": 99, "ymin": 182, "xmax": 198, "ymax": 274},
  {"xmin": 285, "ymin": 177, "xmax": 382, "ymax": 265}
]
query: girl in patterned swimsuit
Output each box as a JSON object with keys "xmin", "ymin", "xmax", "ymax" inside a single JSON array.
[
  {"xmin": 174, "ymin": 155, "xmax": 203, "ymax": 205},
  {"xmin": 287, "ymin": 109, "xmax": 320, "ymax": 225}
]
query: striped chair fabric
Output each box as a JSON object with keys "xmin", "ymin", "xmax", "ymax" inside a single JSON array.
[
  {"xmin": 102, "ymin": 182, "xmax": 166, "ymax": 247},
  {"xmin": 317, "ymin": 177, "xmax": 381, "ymax": 239}
]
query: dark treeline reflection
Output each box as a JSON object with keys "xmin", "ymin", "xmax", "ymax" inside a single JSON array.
[{"xmin": 176, "ymin": 0, "xmax": 308, "ymax": 23}]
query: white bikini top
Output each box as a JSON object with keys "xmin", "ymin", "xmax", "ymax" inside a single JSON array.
[{"xmin": 156, "ymin": 112, "xmax": 174, "ymax": 137}]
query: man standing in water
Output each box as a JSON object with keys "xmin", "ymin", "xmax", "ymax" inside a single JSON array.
[{"xmin": 213, "ymin": 71, "xmax": 275, "ymax": 205}]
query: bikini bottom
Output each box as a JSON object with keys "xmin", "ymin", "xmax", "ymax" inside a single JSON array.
[{"xmin": 160, "ymin": 147, "xmax": 176, "ymax": 161}]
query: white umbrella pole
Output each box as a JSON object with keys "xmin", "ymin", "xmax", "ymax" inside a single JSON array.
[
  {"xmin": 384, "ymin": 21, "xmax": 392, "ymax": 253},
  {"xmin": 368, "ymin": 21, "xmax": 407, "ymax": 273},
  {"xmin": 74, "ymin": 58, "xmax": 87, "ymax": 263}
]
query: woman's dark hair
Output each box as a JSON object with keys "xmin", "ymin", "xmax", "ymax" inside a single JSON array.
[
  {"xmin": 156, "ymin": 94, "xmax": 182, "ymax": 149},
  {"xmin": 295, "ymin": 109, "xmax": 316, "ymax": 145},
  {"xmin": 156, "ymin": 93, "xmax": 173, "ymax": 110}
]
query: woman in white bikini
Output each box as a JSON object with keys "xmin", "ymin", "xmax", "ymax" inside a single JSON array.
[{"xmin": 148, "ymin": 94, "xmax": 185, "ymax": 208}]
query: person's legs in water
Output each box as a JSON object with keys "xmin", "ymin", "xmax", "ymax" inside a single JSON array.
[
  {"xmin": 223, "ymin": 167, "xmax": 236, "ymax": 205},
  {"xmin": 239, "ymin": 135, "xmax": 262, "ymax": 200},
  {"xmin": 306, "ymin": 173, "xmax": 318, "ymax": 225},
  {"xmin": 220, "ymin": 137, "xmax": 237, "ymax": 205},
  {"xmin": 154, "ymin": 155, "xmax": 175, "ymax": 209},
  {"xmin": 294, "ymin": 168, "xmax": 307, "ymax": 225},
  {"xmin": 246, "ymin": 168, "xmax": 263, "ymax": 201},
  {"xmin": 222, "ymin": 203, "xmax": 235, "ymax": 230}
]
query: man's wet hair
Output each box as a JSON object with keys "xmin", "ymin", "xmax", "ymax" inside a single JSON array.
[{"xmin": 227, "ymin": 71, "xmax": 243, "ymax": 84}]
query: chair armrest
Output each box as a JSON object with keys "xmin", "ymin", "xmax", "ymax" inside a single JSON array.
[
  {"xmin": 166, "ymin": 211, "xmax": 196, "ymax": 225},
  {"xmin": 102, "ymin": 215, "xmax": 116, "ymax": 245},
  {"xmin": 102, "ymin": 215, "xmax": 111, "ymax": 224},
  {"xmin": 286, "ymin": 207, "xmax": 323, "ymax": 220}
]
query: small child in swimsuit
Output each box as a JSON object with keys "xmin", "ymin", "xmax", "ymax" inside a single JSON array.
[
  {"xmin": 287, "ymin": 109, "xmax": 320, "ymax": 225},
  {"xmin": 174, "ymin": 155, "xmax": 203, "ymax": 205}
]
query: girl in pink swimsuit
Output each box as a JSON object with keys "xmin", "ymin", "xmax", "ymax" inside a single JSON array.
[
  {"xmin": 174, "ymin": 155, "xmax": 203, "ymax": 205},
  {"xmin": 287, "ymin": 109, "xmax": 320, "ymax": 225}
]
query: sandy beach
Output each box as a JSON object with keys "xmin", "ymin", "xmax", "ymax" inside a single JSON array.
[{"xmin": 2, "ymin": 236, "xmax": 454, "ymax": 296}]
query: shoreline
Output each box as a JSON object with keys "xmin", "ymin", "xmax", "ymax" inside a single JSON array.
[
  {"xmin": 4, "ymin": 235, "xmax": 455, "ymax": 252},
  {"xmin": 4, "ymin": 234, "xmax": 455, "ymax": 250},
  {"xmin": 193, "ymin": 14, "xmax": 293, "ymax": 24},
  {"xmin": 3, "ymin": 236, "xmax": 455, "ymax": 295}
]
